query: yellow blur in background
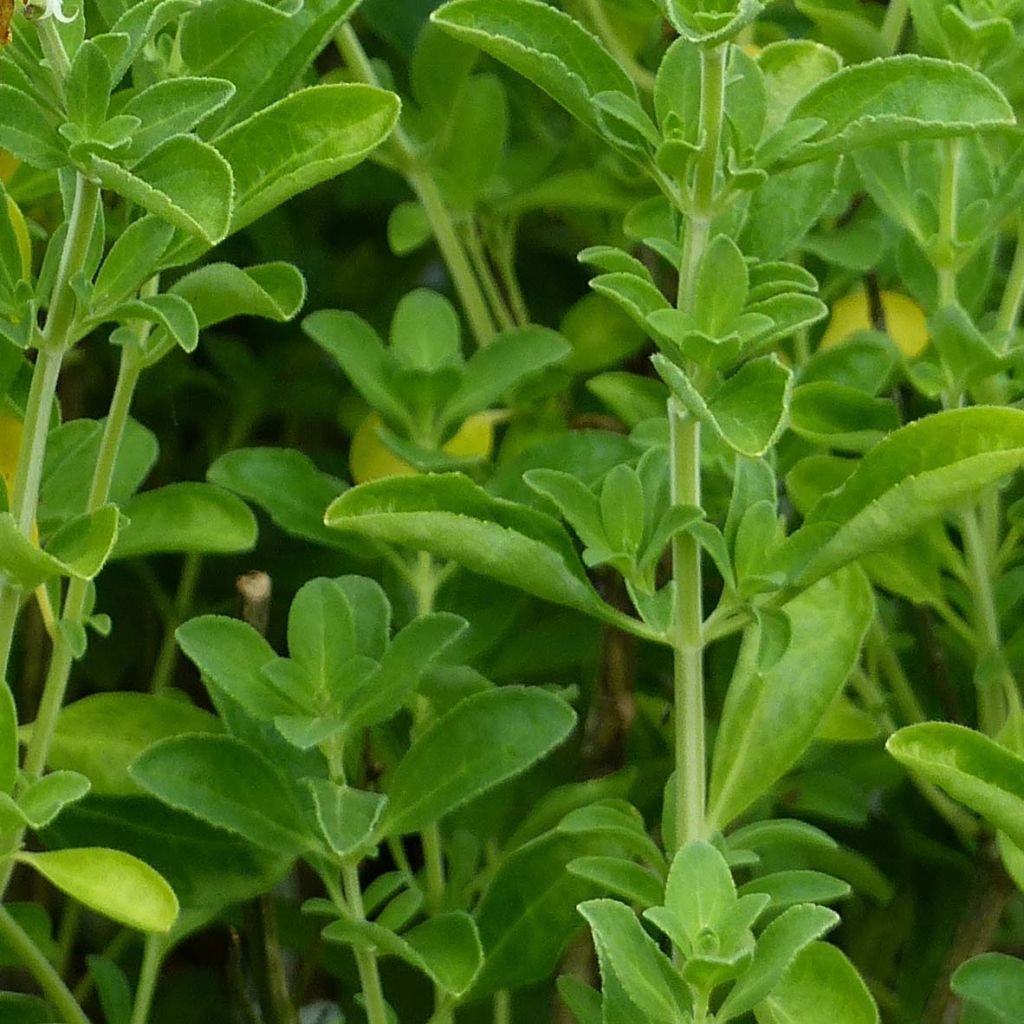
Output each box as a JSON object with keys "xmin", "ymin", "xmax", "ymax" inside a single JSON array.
[
  {"xmin": 349, "ymin": 411, "xmax": 497, "ymax": 485},
  {"xmin": 820, "ymin": 289, "xmax": 930, "ymax": 358}
]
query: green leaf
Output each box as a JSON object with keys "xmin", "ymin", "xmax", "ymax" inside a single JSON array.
[
  {"xmin": 92, "ymin": 218, "xmax": 175, "ymax": 311},
  {"xmin": 91, "ymin": 135, "xmax": 233, "ymax": 245},
  {"xmin": 325, "ymin": 474, "xmax": 615, "ymax": 623},
  {"xmin": 0, "ymin": 993, "xmax": 53, "ymax": 1023},
  {"xmin": 787, "ymin": 55, "xmax": 1015, "ymax": 164},
  {"xmin": 101, "ymin": 294, "xmax": 199, "ymax": 354},
  {"xmin": 15, "ymin": 772, "xmax": 91, "ymax": 830},
  {"xmin": 0, "ymin": 506, "xmax": 121, "ymax": 591},
  {"xmin": 442, "ymin": 326, "xmax": 569, "ymax": 431},
  {"xmin": 0, "ymin": 86, "xmax": 65, "ymax": 169},
  {"xmin": 0, "ymin": 684, "xmax": 16, "ymax": 796},
  {"xmin": 579, "ymin": 899, "xmax": 685, "ymax": 1024},
  {"xmin": 887, "ymin": 723, "xmax": 1024, "ymax": 849},
  {"xmin": 786, "ymin": 408, "xmax": 1024, "ymax": 588},
  {"xmin": 789, "ymin": 382, "xmax": 900, "ymax": 451},
  {"xmin": 303, "ymin": 780, "xmax": 387, "ymax": 858},
  {"xmin": 37, "ymin": 419, "xmax": 157, "ymax": 531},
  {"xmin": 86, "ymin": 955, "xmax": 132, "ymax": 1024},
  {"xmin": 662, "ymin": 841, "xmax": 736, "ymax": 946},
  {"xmin": 180, "ymin": 0, "xmax": 364, "ymax": 131},
  {"xmin": 431, "ymin": 0, "xmax": 637, "ymax": 132},
  {"xmin": 45, "ymin": 795, "xmax": 290, "ymax": 911},
  {"xmin": 123, "ymin": 77, "xmax": 236, "ymax": 160},
  {"xmin": 390, "ymin": 288, "xmax": 462, "ymax": 372},
  {"xmin": 380, "ymin": 687, "xmax": 576, "ymax": 836},
  {"xmin": 719, "ymin": 903, "xmax": 840, "ymax": 1020},
  {"xmin": 168, "ymin": 262, "xmax": 306, "ymax": 327},
  {"xmin": 738, "ymin": 870, "xmax": 851, "ymax": 911},
  {"xmin": 111, "ymin": 483, "xmax": 257, "ymax": 559},
  {"xmin": 324, "ymin": 912, "xmax": 483, "ymax": 997},
  {"xmin": 303, "ymin": 310, "xmax": 410, "ymax": 431},
  {"xmin": 708, "ymin": 567, "xmax": 874, "ymax": 829},
  {"xmin": 655, "ymin": 356, "xmax": 793, "ymax": 458},
  {"xmin": 214, "ymin": 84, "xmax": 400, "ymax": 234},
  {"xmin": 471, "ymin": 828, "xmax": 614, "ymax": 998},
  {"xmin": 696, "ymin": 235, "xmax": 748, "ymax": 337},
  {"xmin": 45, "ymin": 693, "xmax": 221, "ymax": 797},
  {"xmin": 130, "ymin": 734, "xmax": 316, "ymax": 856},
  {"xmin": 568, "ymin": 857, "xmax": 664, "ymax": 908},
  {"xmin": 66, "ymin": 40, "xmax": 113, "ymax": 136},
  {"xmin": 753, "ymin": 941, "xmax": 878, "ymax": 1023},
  {"xmin": 19, "ymin": 848, "xmax": 179, "ymax": 933},
  {"xmin": 207, "ymin": 447, "xmax": 350, "ymax": 553},
  {"xmin": 176, "ymin": 615, "xmax": 297, "ymax": 720},
  {"xmin": 952, "ymin": 953, "xmax": 1024, "ymax": 1024}
]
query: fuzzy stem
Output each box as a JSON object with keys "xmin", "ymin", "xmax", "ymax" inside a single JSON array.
[
  {"xmin": 937, "ymin": 139, "xmax": 960, "ymax": 308},
  {"xmin": 996, "ymin": 216, "xmax": 1024, "ymax": 335},
  {"xmin": 335, "ymin": 23, "xmax": 497, "ymax": 347},
  {"xmin": 341, "ymin": 863, "xmax": 390, "ymax": 1024},
  {"xmin": 128, "ymin": 935, "xmax": 165, "ymax": 1024},
  {"xmin": 669, "ymin": 43, "xmax": 727, "ymax": 850}
]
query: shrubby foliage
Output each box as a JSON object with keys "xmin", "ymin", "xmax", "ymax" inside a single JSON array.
[{"xmin": 1, "ymin": 0, "xmax": 1024, "ymax": 1022}]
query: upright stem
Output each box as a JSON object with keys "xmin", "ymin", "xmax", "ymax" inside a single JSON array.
[
  {"xmin": 341, "ymin": 863, "xmax": 389, "ymax": 1024},
  {"xmin": 996, "ymin": 216, "xmax": 1024, "ymax": 335},
  {"xmin": 0, "ymin": 903, "xmax": 92, "ymax": 1024},
  {"xmin": 668, "ymin": 43, "xmax": 727, "ymax": 849},
  {"xmin": 128, "ymin": 935, "xmax": 164, "ymax": 1024},
  {"xmin": 0, "ymin": 175, "xmax": 101, "ymax": 682},
  {"xmin": 670, "ymin": 407, "xmax": 705, "ymax": 848},
  {"xmin": 335, "ymin": 23, "xmax": 497, "ymax": 347},
  {"xmin": 937, "ymin": 139, "xmax": 961, "ymax": 308},
  {"xmin": 961, "ymin": 508, "xmax": 1017, "ymax": 735},
  {"xmin": 880, "ymin": 0, "xmax": 910, "ymax": 54}
]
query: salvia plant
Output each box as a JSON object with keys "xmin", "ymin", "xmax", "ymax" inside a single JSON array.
[{"xmin": 1, "ymin": 0, "xmax": 1024, "ymax": 1022}]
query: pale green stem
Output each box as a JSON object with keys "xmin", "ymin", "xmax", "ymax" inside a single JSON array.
[
  {"xmin": 0, "ymin": 903, "xmax": 91, "ymax": 1024},
  {"xmin": 493, "ymin": 990, "xmax": 512, "ymax": 1024},
  {"xmin": 880, "ymin": 0, "xmax": 910, "ymax": 54},
  {"xmin": 341, "ymin": 863, "xmax": 390, "ymax": 1024},
  {"xmin": 961, "ymin": 509, "xmax": 1016, "ymax": 736},
  {"xmin": 463, "ymin": 222, "xmax": 516, "ymax": 331},
  {"xmin": 0, "ymin": 348, "xmax": 143, "ymax": 900},
  {"xmin": 937, "ymin": 139, "xmax": 961, "ymax": 307},
  {"xmin": 996, "ymin": 216, "xmax": 1024, "ymax": 335},
  {"xmin": 149, "ymin": 552, "xmax": 203, "ymax": 695},
  {"xmin": 335, "ymin": 23, "xmax": 497, "ymax": 347},
  {"xmin": 0, "ymin": 173, "xmax": 101, "ymax": 682},
  {"xmin": 669, "ymin": 43, "xmax": 728, "ymax": 850},
  {"xmin": 129, "ymin": 934, "xmax": 165, "ymax": 1024}
]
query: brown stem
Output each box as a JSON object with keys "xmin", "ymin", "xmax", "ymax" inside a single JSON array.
[{"xmin": 923, "ymin": 845, "xmax": 1015, "ymax": 1024}]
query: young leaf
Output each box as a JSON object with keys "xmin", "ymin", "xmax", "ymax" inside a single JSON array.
[
  {"xmin": 579, "ymin": 899, "xmax": 685, "ymax": 1024},
  {"xmin": 0, "ymin": 506, "xmax": 120, "ymax": 591},
  {"xmin": 432, "ymin": 0, "xmax": 637, "ymax": 133},
  {"xmin": 17, "ymin": 772, "xmax": 91, "ymax": 829},
  {"xmin": 754, "ymin": 942, "xmax": 878, "ymax": 1022},
  {"xmin": 738, "ymin": 870, "xmax": 851, "ymax": 911},
  {"xmin": 123, "ymin": 77, "xmax": 236, "ymax": 161},
  {"xmin": 324, "ymin": 912, "xmax": 483, "ymax": 997},
  {"xmin": 18, "ymin": 848, "xmax": 179, "ymax": 933},
  {"xmin": 786, "ymin": 408, "xmax": 1024, "ymax": 588},
  {"xmin": 0, "ymin": 86, "xmax": 65, "ymax": 169},
  {"xmin": 656, "ymin": 356, "xmax": 793, "ymax": 458},
  {"xmin": 168, "ymin": 262, "xmax": 306, "ymax": 328},
  {"xmin": 176, "ymin": 615, "xmax": 297, "ymax": 721},
  {"xmin": 130, "ymin": 735, "xmax": 316, "ymax": 856},
  {"xmin": 663, "ymin": 840, "xmax": 736, "ymax": 945},
  {"xmin": 951, "ymin": 953, "xmax": 1024, "ymax": 1024},
  {"xmin": 718, "ymin": 903, "xmax": 840, "ymax": 1020},
  {"xmin": 708, "ymin": 567, "xmax": 874, "ymax": 829},
  {"xmin": 111, "ymin": 483, "xmax": 257, "ymax": 559},
  {"xmin": 91, "ymin": 135, "xmax": 233, "ymax": 246},
  {"xmin": 379, "ymin": 687, "xmax": 576, "ymax": 836},
  {"xmin": 786, "ymin": 55, "xmax": 1014, "ymax": 164},
  {"xmin": 303, "ymin": 780, "xmax": 387, "ymax": 859},
  {"xmin": 214, "ymin": 84, "xmax": 400, "ymax": 234},
  {"xmin": 887, "ymin": 723, "xmax": 1024, "ymax": 849}
]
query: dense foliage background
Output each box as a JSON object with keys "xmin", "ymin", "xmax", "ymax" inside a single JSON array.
[{"xmin": 3, "ymin": 0, "xmax": 1024, "ymax": 1022}]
